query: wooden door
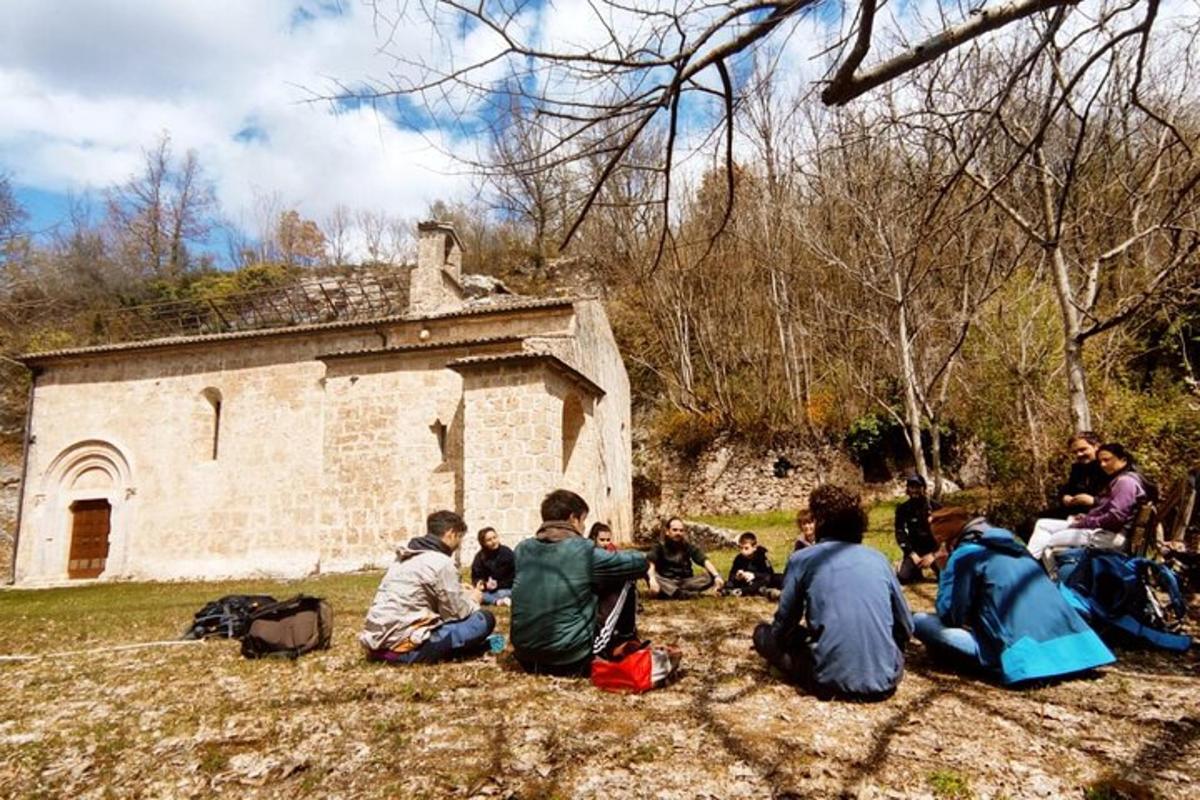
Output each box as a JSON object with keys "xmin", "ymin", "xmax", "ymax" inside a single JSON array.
[{"xmin": 68, "ymin": 499, "xmax": 112, "ymax": 579}]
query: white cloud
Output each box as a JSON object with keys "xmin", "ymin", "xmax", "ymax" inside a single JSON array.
[{"xmin": 0, "ymin": 0, "xmax": 477, "ymax": 240}]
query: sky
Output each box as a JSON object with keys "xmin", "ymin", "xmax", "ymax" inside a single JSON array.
[
  {"xmin": 0, "ymin": 0, "xmax": 853, "ymax": 250},
  {"xmin": 10, "ymin": 0, "xmax": 1140, "ymax": 257},
  {"xmin": 0, "ymin": 1, "xmax": 479, "ymax": 242}
]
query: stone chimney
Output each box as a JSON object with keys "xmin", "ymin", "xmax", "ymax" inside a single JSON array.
[{"xmin": 410, "ymin": 221, "xmax": 464, "ymax": 315}]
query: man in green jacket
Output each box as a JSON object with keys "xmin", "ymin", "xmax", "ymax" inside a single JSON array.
[{"xmin": 511, "ymin": 489, "xmax": 649, "ymax": 676}]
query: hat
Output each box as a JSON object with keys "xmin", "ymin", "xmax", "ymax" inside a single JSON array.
[
  {"xmin": 905, "ymin": 474, "xmax": 927, "ymax": 488},
  {"xmin": 929, "ymin": 507, "xmax": 972, "ymax": 544}
]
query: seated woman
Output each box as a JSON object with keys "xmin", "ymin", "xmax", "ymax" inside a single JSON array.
[
  {"xmin": 588, "ymin": 521, "xmax": 617, "ymax": 552},
  {"xmin": 1027, "ymin": 443, "xmax": 1152, "ymax": 566},
  {"xmin": 471, "ymin": 526, "xmax": 515, "ymax": 606},
  {"xmin": 915, "ymin": 508, "xmax": 1114, "ymax": 685}
]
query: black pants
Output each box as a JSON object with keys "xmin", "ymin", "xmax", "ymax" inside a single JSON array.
[
  {"xmin": 654, "ymin": 573, "xmax": 715, "ymax": 598},
  {"xmin": 724, "ymin": 573, "xmax": 784, "ymax": 596},
  {"xmin": 517, "ymin": 580, "xmax": 638, "ymax": 675}
]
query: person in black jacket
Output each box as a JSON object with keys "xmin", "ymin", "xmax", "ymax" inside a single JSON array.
[
  {"xmin": 471, "ymin": 527, "xmax": 515, "ymax": 606},
  {"xmin": 1016, "ymin": 432, "xmax": 1107, "ymax": 542},
  {"xmin": 895, "ymin": 475, "xmax": 940, "ymax": 584},
  {"xmin": 723, "ymin": 532, "xmax": 784, "ymax": 599}
]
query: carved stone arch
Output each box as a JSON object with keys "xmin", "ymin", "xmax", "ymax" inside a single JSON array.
[
  {"xmin": 43, "ymin": 439, "xmax": 133, "ymax": 495},
  {"xmin": 36, "ymin": 439, "xmax": 135, "ymax": 581}
]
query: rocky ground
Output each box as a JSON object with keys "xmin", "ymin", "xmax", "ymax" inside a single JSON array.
[{"xmin": 0, "ymin": 572, "xmax": 1197, "ymax": 800}]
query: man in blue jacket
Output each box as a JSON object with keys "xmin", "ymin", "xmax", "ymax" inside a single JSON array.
[
  {"xmin": 914, "ymin": 507, "xmax": 1115, "ymax": 685},
  {"xmin": 754, "ymin": 485, "xmax": 913, "ymax": 700}
]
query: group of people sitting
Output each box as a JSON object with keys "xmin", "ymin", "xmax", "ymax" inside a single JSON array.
[
  {"xmin": 895, "ymin": 432, "xmax": 1154, "ymax": 585},
  {"xmin": 359, "ymin": 458, "xmax": 1131, "ymax": 698}
]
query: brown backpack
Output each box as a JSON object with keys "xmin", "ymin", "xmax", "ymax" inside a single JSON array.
[{"xmin": 240, "ymin": 595, "xmax": 333, "ymax": 659}]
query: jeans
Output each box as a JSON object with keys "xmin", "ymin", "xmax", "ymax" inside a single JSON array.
[
  {"xmin": 913, "ymin": 613, "xmax": 985, "ymax": 673},
  {"xmin": 380, "ymin": 610, "xmax": 496, "ymax": 665},
  {"xmin": 481, "ymin": 588, "xmax": 512, "ymax": 605}
]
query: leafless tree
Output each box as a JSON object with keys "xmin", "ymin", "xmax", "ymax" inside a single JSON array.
[
  {"xmin": 323, "ymin": 204, "xmax": 354, "ymax": 266},
  {"xmin": 950, "ymin": 10, "xmax": 1200, "ymax": 430},
  {"xmin": 105, "ymin": 133, "xmax": 217, "ymax": 277},
  {"xmin": 337, "ymin": 0, "xmax": 1166, "ymax": 253}
]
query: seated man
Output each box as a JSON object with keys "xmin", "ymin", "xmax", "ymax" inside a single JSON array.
[
  {"xmin": 511, "ymin": 490, "xmax": 649, "ymax": 676},
  {"xmin": 895, "ymin": 475, "xmax": 940, "ymax": 584},
  {"xmin": 359, "ymin": 510, "xmax": 495, "ymax": 664},
  {"xmin": 647, "ymin": 517, "xmax": 724, "ymax": 599},
  {"xmin": 1017, "ymin": 432, "xmax": 1106, "ymax": 541},
  {"xmin": 1028, "ymin": 442, "xmax": 1152, "ymax": 567},
  {"xmin": 723, "ymin": 531, "xmax": 783, "ymax": 599},
  {"xmin": 471, "ymin": 526, "xmax": 515, "ymax": 606},
  {"xmin": 914, "ymin": 508, "xmax": 1115, "ymax": 685},
  {"xmin": 753, "ymin": 485, "xmax": 913, "ymax": 700}
]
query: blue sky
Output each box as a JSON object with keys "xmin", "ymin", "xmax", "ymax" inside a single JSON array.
[
  {"xmin": 1, "ymin": 0, "xmax": 847, "ymax": 254},
  {"xmin": 0, "ymin": 0, "xmax": 478, "ymax": 249}
]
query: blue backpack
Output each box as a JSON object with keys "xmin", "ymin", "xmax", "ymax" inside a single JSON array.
[{"xmin": 1056, "ymin": 549, "xmax": 1191, "ymax": 652}]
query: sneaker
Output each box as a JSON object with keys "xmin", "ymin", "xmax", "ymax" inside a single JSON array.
[{"xmin": 497, "ymin": 597, "xmax": 512, "ymax": 607}]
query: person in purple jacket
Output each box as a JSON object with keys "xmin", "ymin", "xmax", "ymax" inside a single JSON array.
[{"xmin": 1027, "ymin": 443, "xmax": 1152, "ymax": 567}]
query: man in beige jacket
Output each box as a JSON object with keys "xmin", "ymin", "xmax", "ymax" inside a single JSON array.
[{"xmin": 359, "ymin": 510, "xmax": 496, "ymax": 664}]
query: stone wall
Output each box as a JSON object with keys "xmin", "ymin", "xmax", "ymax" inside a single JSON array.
[
  {"xmin": 12, "ymin": 300, "xmax": 632, "ymax": 585},
  {"xmin": 1, "ymin": 457, "xmax": 18, "ymax": 582},
  {"xmin": 636, "ymin": 435, "xmax": 865, "ymax": 525}
]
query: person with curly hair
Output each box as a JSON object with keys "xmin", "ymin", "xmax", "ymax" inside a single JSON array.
[{"xmin": 753, "ymin": 485, "xmax": 913, "ymax": 700}]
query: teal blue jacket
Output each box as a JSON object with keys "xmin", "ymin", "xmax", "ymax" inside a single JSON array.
[
  {"xmin": 938, "ymin": 526, "xmax": 1115, "ymax": 684},
  {"xmin": 511, "ymin": 522, "xmax": 648, "ymax": 666}
]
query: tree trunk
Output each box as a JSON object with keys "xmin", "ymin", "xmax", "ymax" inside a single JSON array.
[
  {"xmin": 1035, "ymin": 144, "xmax": 1091, "ymax": 431},
  {"xmin": 929, "ymin": 413, "xmax": 944, "ymax": 500},
  {"xmin": 894, "ymin": 269, "xmax": 928, "ymax": 480}
]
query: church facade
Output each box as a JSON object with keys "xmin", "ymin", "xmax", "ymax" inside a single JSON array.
[{"xmin": 11, "ymin": 222, "xmax": 631, "ymax": 584}]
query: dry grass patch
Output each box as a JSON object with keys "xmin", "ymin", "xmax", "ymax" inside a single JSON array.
[{"xmin": 2, "ymin": 520, "xmax": 1199, "ymax": 798}]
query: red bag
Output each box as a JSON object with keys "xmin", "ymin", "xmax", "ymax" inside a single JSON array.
[{"xmin": 590, "ymin": 642, "xmax": 681, "ymax": 693}]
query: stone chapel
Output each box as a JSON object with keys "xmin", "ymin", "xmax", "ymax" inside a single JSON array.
[{"xmin": 10, "ymin": 222, "xmax": 632, "ymax": 585}]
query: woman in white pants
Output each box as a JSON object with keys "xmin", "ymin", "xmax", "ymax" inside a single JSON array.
[{"xmin": 1027, "ymin": 443, "xmax": 1150, "ymax": 565}]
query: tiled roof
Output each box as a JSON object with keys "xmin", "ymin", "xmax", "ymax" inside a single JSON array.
[
  {"xmin": 448, "ymin": 352, "xmax": 605, "ymax": 397},
  {"xmin": 317, "ymin": 335, "xmax": 526, "ymax": 360},
  {"xmin": 20, "ymin": 296, "xmax": 579, "ymax": 364}
]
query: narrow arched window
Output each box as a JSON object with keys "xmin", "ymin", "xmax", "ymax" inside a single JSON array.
[
  {"xmin": 201, "ymin": 388, "xmax": 222, "ymax": 460},
  {"xmin": 562, "ymin": 395, "xmax": 584, "ymax": 475},
  {"xmin": 430, "ymin": 419, "xmax": 448, "ymax": 463}
]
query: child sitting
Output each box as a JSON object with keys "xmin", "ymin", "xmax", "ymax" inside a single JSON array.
[{"xmin": 723, "ymin": 532, "xmax": 783, "ymax": 599}]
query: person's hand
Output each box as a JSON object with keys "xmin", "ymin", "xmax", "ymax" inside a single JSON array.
[
  {"xmin": 1062, "ymin": 494, "xmax": 1075, "ymax": 506},
  {"xmin": 918, "ymin": 554, "xmax": 935, "ymax": 569},
  {"xmin": 713, "ymin": 575, "xmax": 724, "ymax": 592},
  {"xmin": 467, "ymin": 585, "xmax": 483, "ymax": 605},
  {"xmin": 934, "ymin": 545, "xmax": 950, "ymax": 571},
  {"xmin": 486, "ymin": 577, "xmax": 498, "ymax": 591},
  {"xmin": 909, "ymin": 552, "xmax": 923, "ymax": 566}
]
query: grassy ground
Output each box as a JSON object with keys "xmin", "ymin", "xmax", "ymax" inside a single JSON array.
[
  {"xmin": 694, "ymin": 501, "xmax": 904, "ymax": 576},
  {"xmin": 1, "ymin": 509, "xmax": 1198, "ymax": 799}
]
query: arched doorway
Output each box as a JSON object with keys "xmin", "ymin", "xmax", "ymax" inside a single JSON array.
[{"xmin": 39, "ymin": 440, "xmax": 134, "ymax": 581}]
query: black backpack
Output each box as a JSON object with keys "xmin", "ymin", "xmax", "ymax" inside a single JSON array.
[
  {"xmin": 240, "ymin": 595, "xmax": 334, "ymax": 660},
  {"xmin": 182, "ymin": 594, "xmax": 279, "ymax": 640}
]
